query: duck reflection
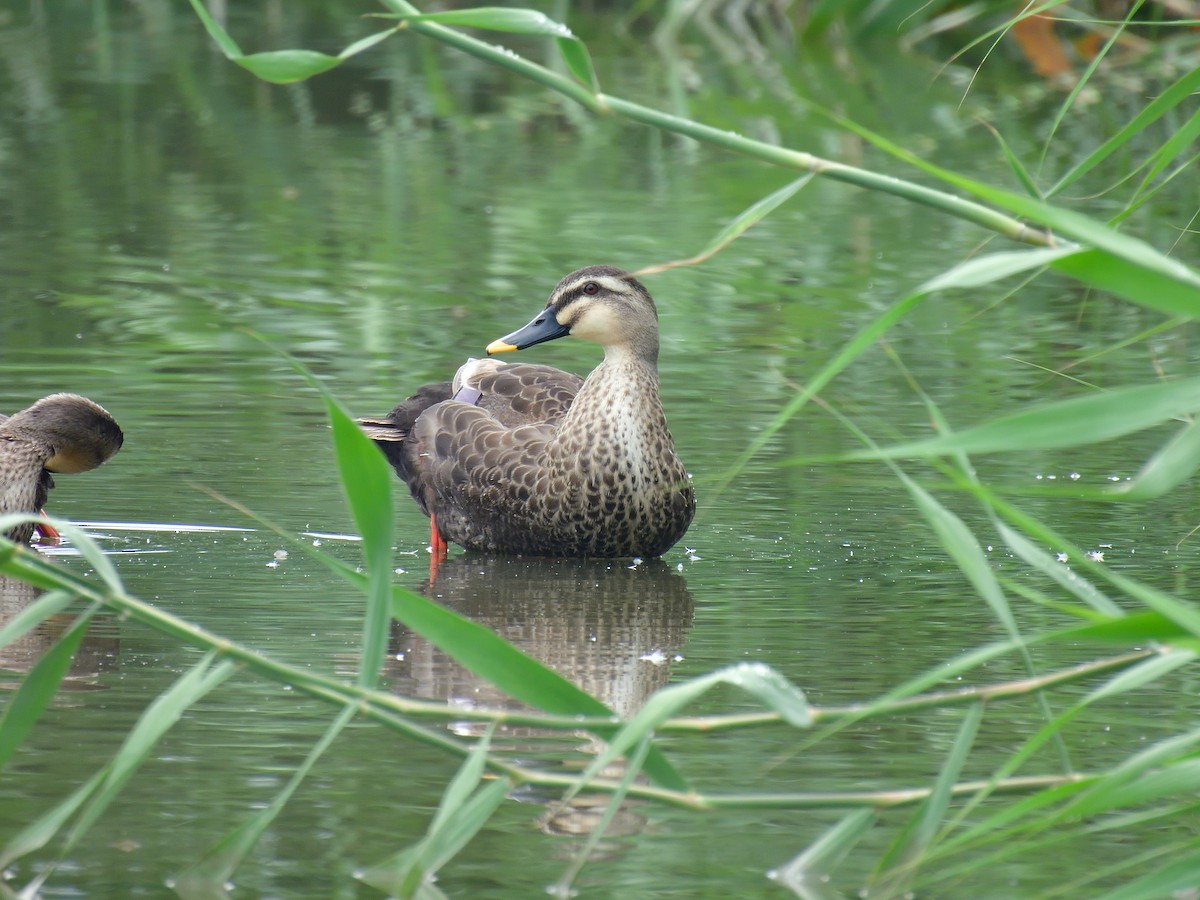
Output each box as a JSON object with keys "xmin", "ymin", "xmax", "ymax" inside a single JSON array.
[
  {"xmin": 385, "ymin": 555, "xmax": 694, "ymax": 842},
  {"xmin": 0, "ymin": 572, "xmax": 119, "ymax": 689},
  {"xmin": 387, "ymin": 555, "xmax": 693, "ymax": 717}
]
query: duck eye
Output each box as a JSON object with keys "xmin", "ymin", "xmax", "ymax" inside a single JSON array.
[{"xmin": 582, "ymin": 281, "xmax": 600, "ymax": 295}]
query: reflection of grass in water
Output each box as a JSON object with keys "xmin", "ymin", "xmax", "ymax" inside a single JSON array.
[{"xmin": 2, "ymin": 1, "xmax": 1200, "ymax": 896}]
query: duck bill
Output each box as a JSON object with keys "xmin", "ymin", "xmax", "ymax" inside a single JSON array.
[{"xmin": 485, "ymin": 307, "xmax": 570, "ymax": 355}]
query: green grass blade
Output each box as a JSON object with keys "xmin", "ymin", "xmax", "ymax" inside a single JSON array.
[
  {"xmin": 0, "ymin": 606, "xmax": 96, "ymax": 770},
  {"xmin": 847, "ymin": 376, "xmax": 1200, "ymax": 461},
  {"xmin": 1037, "ymin": 1, "xmax": 1139, "ymax": 170},
  {"xmin": 565, "ymin": 664, "xmax": 809, "ymax": 802},
  {"xmin": 895, "ymin": 467, "xmax": 1019, "ymax": 637},
  {"xmin": 188, "ymin": 0, "xmax": 393, "ymax": 84},
  {"xmin": 1057, "ymin": 728, "xmax": 1200, "ymax": 823},
  {"xmin": 394, "ymin": 7, "xmax": 576, "ymax": 35},
  {"xmin": 428, "ymin": 723, "xmax": 495, "ymax": 837},
  {"xmin": 979, "ymin": 121, "xmax": 1042, "ymax": 199},
  {"xmin": 63, "ymin": 653, "xmax": 236, "ymax": 851},
  {"xmin": 994, "ymin": 522, "xmax": 1120, "ymax": 617},
  {"xmin": 172, "ymin": 706, "xmax": 355, "ymax": 896},
  {"xmin": 553, "ymin": 734, "xmax": 653, "ymax": 898},
  {"xmin": 920, "ymin": 247, "xmax": 1073, "ymax": 291},
  {"xmin": 323, "ymin": 394, "xmax": 394, "ymax": 690},
  {"xmin": 261, "ymin": 335, "xmax": 394, "ymax": 690},
  {"xmin": 0, "ymin": 535, "xmax": 93, "ymax": 593},
  {"xmin": 1081, "ymin": 649, "xmax": 1197, "ymax": 705},
  {"xmin": 877, "ymin": 702, "xmax": 983, "ymax": 885},
  {"xmin": 557, "ymin": 36, "xmax": 598, "ymax": 91},
  {"xmin": 359, "ymin": 726, "xmax": 509, "ymax": 896},
  {"xmin": 1050, "ymin": 64, "xmax": 1200, "ymax": 197},
  {"xmin": 46, "ymin": 520, "xmax": 124, "ymax": 594},
  {"xmin": 1096, "ymin": 846, "xmax": 1200, "ymax": 900},
  {"xmin": 1108, "ymin": 417, "xmax": 1200, "ymax": 501},
  {"xmin": 338, "ymin": 30, "xmax": 396, "ymax": 61},
  {"xmin": 1103, "ymin": 569, "xmax": 1200, "ymax": 638},
  {"xmin": 653, "ymin": 175, "xmax": 815, "ymax": 271},
  {"xmin": 420, "ymin": 779, "xmax": 510, "ymax": 876},
  {"xmin": 805, "ymin": 95, "xmax": 1200, "ymax": 302},
  {"xmin": 1051, "ymin": 248, "xmax": 1200, "ymax": 319},
  {"xmin": 719, "ymin": 243, "xmax": 1077, "ymax": 492},
  {"xmin": 386, "ymin": 6, "xmax": 600, "ymax": 91},
  {"xmin": 233, "ymin": 50, "xmax": 342, "ymax": 84},
  {"xmin": 1050, "ymin": 611, "xmax": 1186, "ymax": 644},
  {"xmin": 0, "ymin": 769, "xmax": 105, "ymax": 869},
  {"xmin": 185, "ymin": 0, "xmax": 243, "ymax": 60},
  {"xmin": 1132, "ymin": 106, "xmax": 1200, "ymax": 201},
  {"xmin": 715, "ymin": 288, "xmax": 928, "ymax": 493},
  {"xmin": 769, "ymin": 808, "xmax": 878, "ymax": 893}
]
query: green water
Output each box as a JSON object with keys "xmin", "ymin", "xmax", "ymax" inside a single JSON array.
[{"xmin": 1, "ymin": 4, "xmax": 1197, "ymax": 897}]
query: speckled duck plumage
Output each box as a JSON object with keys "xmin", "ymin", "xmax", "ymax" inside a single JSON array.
[
  {"xmin": 0, "ymin": 394, "xmax": 124, "ymax": 543},
  {"xmin": 359, "ymin": 266, "xmax": 695, "ymax": 558}
]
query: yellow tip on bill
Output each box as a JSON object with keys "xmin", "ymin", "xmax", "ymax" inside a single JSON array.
[{"xmin": 485, "ymin": 339, "xmax": 518, "ymax": 355}]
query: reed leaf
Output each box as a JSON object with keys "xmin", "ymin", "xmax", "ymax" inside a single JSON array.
[
  {"xmin": 186, "ymin": 0, "xmax": 392, "ymax": 84},
  {"xmin": 1107, "ymin": 418, "xmax": 1200, "ymax": 501},
  {"xmin": 979, "ymin": 121, "xmax": 1041, "ymax": 199},
  {"xmin": 387, "ymin": 7, "xmax": 576, "ymax": 37},
  {"xmin": 638, "ymin": 174, "xmax": 816, "ymax": 275},
  {"xmin": 994, "ymin": 522, "xmax": 1120, "ymax": 617},
  {"xmin": 875, "ymin": 702, "xmax": 984, "ymax": 889},
  {"xmin": 171, "ymin": 707, "xmax": 356, "ymax": 897},
  {"xmin": 0, "ymin": 605, "xmax": 96, "ymax": 770},
  {"xmin": 1051, "ymin": 611, "xmax": 1189, "ymax": 644},
  {"xmin": 900, "ymin": 473, "xmax": 1019, "ymax": 638},
  {"xmin": 0, "ymin": 654, "xmax": 233, "ymax": 871},
  {"xmin": 848, "ymin": 377, "xmax": 1200, "ymax": 461},
  {"xmin": 63, "ymin": 653, "xmax": 236, "ymax": 852},
  {"xmin": 1132, "ymin": 106, "xmax": 1200, "ymax": 202},
  {"xmin": 1096, "ymin": 847, "xmax": 1200, "ymax": 900},
  {"xmin": 358, "ymin": 725, "xmax": 510, "ymax": 897},
  {"xmin": 770, "ymin": 808, "xmax": 878, "ymax": 895},
  {"xmin": 563, "ymin": 663, "xmax": 809, "ymax": 804},
  {"xmin": 1049, "ymin": 64, "xmax": 1200, "ymax": 197},
  {"xmin": 0, "ymin": 769, "xmax": 105, "ymax": 870},
  {"xmin": 322, "ymin": 391, "xmax": 394, "ymax": 691}
]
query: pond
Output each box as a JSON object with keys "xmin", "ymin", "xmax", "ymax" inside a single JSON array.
[{"xmin": 2, "ymin": 4, "xmax": 1198, "ymax": 898}]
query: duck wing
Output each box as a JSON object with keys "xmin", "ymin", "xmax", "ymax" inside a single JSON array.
[
  {"xmin": 359, "ymin": 361, "xmax": 584, "ymax": 535},
  {"xmin": 454, "ymin": 359, "xmax": 583, "ymax": 428}
]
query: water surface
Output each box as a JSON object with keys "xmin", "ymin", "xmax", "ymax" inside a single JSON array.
[{"xmin": 1, "ymin": 5, "xmax": 1196, "ymax": 897}]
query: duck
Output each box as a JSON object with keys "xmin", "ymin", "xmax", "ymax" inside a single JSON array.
[
  {"xmin": 359, "ymin": 265, "xmax": 695, "ymax": 558},
  {"xmin": 0, "ymin": 394, "xmax": 124, "ymax": 544}
]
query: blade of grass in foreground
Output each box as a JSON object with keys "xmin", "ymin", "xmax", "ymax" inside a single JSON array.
[
  {"xmin": 357, "ymin": 724, "xmax": 511, "ymax": 896},
  {"xmin": 322, "ymin": 388, "xmax": 394, "ymax": 691},
  {"xmin": 715, "ymin": 243, "xmax": 1076, "ymax": 492},
  {"xmin": 562, "ymin": 663, "xmax": 810, "ymax": 804},
  {"xmin": 769, "ymin": 808, "xmax": 878, "ymax": 895},
  {"xmin": 63, "ymin": 653, "xmax": 236, "ymax": 851},
  {"xmin": 0, "ymin": 605, "xmax": 97, "ymax": 770},
  {"xmin": 171, "ymin": 706, "xmax": 356, "ymax": 898},
  {"xmin": 1095, "ymin": 846, "xmax": 1200, "ymax": 900},
  {"xmin": 842, "ymin": 376, "xmax": 1200, "ymax": 461},
  {"xmin": 0, "ymin": 653, "xmax": 234, "ymax": 871},
  {"xmin": 874, "ymin": 702, "xmax": 984, "ymax": 891},
  {"xmin": 188, "ymin": 0, "xmax": 394, "ymax": 84}
]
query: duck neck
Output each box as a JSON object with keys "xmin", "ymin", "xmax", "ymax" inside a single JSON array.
[{"xmin": 564, "ymin": 344, "xmax": 668, "ymax": 450}]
